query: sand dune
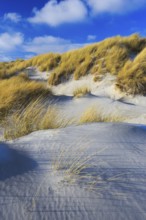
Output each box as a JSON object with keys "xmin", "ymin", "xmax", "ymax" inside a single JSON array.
[{"xmin": 0, "ymin": 123, "xmax": 146, "ymax": 220}]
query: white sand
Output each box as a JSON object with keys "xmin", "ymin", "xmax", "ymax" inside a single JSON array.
[
  {"xmin": 25, "ymin": 67, "xmax": 146, "ymax": 124},
  {"xmin": 1, "ymin": 68, "xmax": 145, "ymax": 219},
  {"xmin": 0, "ymin": 123, "xmax": 146, "ymax": 220},
  {"xmin": 26, "ymin": 67, "xmax": 49, "ymax": 81}
]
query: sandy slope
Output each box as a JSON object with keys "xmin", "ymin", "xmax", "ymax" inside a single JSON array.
[
  {"xmin": 54, "ymin": 94, "xmax": 146, "ymax": 125},
  {"xmin": 1, "ymin": 68, "xmax": 145, "ymax": 219},
  {"xmin": 25, "ymin": 68, "xmax": 146, "ymax": 124},
  {"xmin": 0, "ymin": 123, "xmax": 146, "ymax": 220}
]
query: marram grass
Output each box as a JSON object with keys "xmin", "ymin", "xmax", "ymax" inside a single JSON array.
[
  {"xmin": 4, "ymin": 97, "xmax": 74, "ymax": 140},
  {"xmin": 0, "ymin": 74, "xmax": 51, "ymax": 122},
  {"xmin": 0, "ymin": 34, "xmax": 146, "ymax": 96},
  {"xmin": 73, "ymin": 86, "xmax": 90, "ymax": 98},
  {"xmin": 79, "ymin": 106, "xmax": 125, "ymax": 124}
]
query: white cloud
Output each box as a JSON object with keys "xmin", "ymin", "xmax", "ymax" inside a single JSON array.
[
  {"xmin": 0, "ymin": 54, "xmax": 12, "ymax": 62},
  {"xmin": 0, "ymin": 32, "xmax": 24, "ymax": 52},
  {"xmin": 4, "ymin": 12, "xmax": 21, "ymax": 23},
  {"xmin": 24, "ymin": 35, "xmax": 84, "ymax": 54},
  {"xmin": 0, "ymin": 33, "xmax": 85, "ymax": 61},
  {"xmin": 28, "ymin": 0, "xmax": 87, "ymax": 26},
  {"xmin": 27, "ymin": 0, "xmax": 146, "ymax": 27},
  {"xmin": 87, "ymin": 35, "xmax": 96, "ymax": 41},
  {"xmin": 86, "ymin": 0, "xmax": 146, "ymax": 14}
]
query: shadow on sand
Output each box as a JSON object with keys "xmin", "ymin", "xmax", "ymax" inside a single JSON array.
[{"xmin": 0, "ymin": 142, "xmax": 38, "ymax": 181}]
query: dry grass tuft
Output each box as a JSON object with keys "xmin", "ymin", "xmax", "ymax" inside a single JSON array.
[
  {"xmin": 117, "ymin": 47, "xmax": 146, "ymax": 95},
  {"xmin": 0, "ymin": 75, "xmax": 51, "ymax": 122},
  {"xmin": 4, "ymin": 98, "xmax": 74, "ymax": 140},
  {"xmin": 4, "ymin": 99, "xmax": 56, "ymax": 139},
  {"xmin": 52, "ymin": 141, "xmax": 108, "ymax": 188},
  {"xmin": 79, "ymin": 106, "xmax": 124, "ymax": 124},
  {"xmin": 73, "ymin": 86, "xmax": 90, "ymax": 98},
  {"xmin": 79, "ymin": 106, "xmax": 101, "ymax": 124}
]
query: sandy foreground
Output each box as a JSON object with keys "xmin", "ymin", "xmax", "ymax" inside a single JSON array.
[
  {"xmin": 0, "ymin": 68, "xmax": 146, "ymax": 219},
  {"xmin": 0, "ymin": 123, "xmax": 146, "ymax": 220}
]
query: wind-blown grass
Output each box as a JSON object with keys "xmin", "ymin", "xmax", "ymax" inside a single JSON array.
[
  {"xmin": 4, "ymin": 98, "xmax": 56, "ymax": 139},
  {"xmin": 79, "ymin": 106, "xmax": 125, "ymax": 124},
  {"xmin": 73, "ymin": 86, "xmax": 90, "ymax": 98},
  {"xmin": 4, "ymin": 97, "xmax": 74, "ymax": 140},
  {"xmin": 117, "ymin": 47, "xmax": 146, "ymax": 95},
  {"xmin": 52, "ymin": 140, "xmax": 108, "ymax": 189},
  {"xmin": 0, "ymin": 34, "xmax": 146, "ymax": 95},
  {"xmin": 0, "ymin": 74, "xmax": 51, "ymax": 122},
  {"xmin": 0, "ymin": 53, "xmax": 61, "ymax": 79},
  {"xmin": 47, "ymin": 34, "xmax": 146, "ymax": 88}
]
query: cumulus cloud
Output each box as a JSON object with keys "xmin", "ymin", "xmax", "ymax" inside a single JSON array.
[
  {"xmin": 87, "ymin": 35, "xmax": 96, "ymax": 41},
  {"xmin": 86, "ymin": 0, "xmax": 146, "ymax": 14},
  {"xmin": 28, "ymin": 0, "xmax": 87, "ymax": 26},
  {"xmin": 24, "ymin": 35, "xmax": 84, "ymax": 54},
  {"xmin": 4, "ymin": 12, "xmax": 21, "ymax": 23},
  {"xmin": 27, "ymin": 0, "xmax": 146, "ymax": 27},
  {"xmin": 0, "ymin": 32, "xmax": 24, "ymax": 52}
]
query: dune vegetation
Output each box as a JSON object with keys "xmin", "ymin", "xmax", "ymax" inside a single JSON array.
[
  {"xmin": 0, "ymin": 74, "xmax": 51, "ymax": 123},
  {"xmin": 117, "ymin": 47, "xmax": 146, "ymax": 95},
  {"xmin": 4, "ymin": 96, "xmax": 75, "ymax": 140},
  {"xmin": 0, "ymin": 33, "xmax": 146, "ymax": 139},
  {"xmin": 47, "ymin": 34, "xmax": 146, "ymax": 96},
  {"xmin": 0, "ymin": 34, "xmax": 146, "ymax": 95},
  {"xmin": 4, "ymin": 98, "xmax": 57, "ymax": 139},
  {"xmin": 0, "ymin": 53, "xmax": 61, "ymax": 79},
  {"xmin": 79, "ymin": 106, "xmax": 125, "ymax": 124},
  {"xmin": 73, "ymin": 86, "xmax": 90, "ymax": 98}
]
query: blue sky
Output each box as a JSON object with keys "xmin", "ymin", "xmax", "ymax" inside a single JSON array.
[{"xmin": 0, "ymin": 0, "xmax": 146, "ymax": 61}]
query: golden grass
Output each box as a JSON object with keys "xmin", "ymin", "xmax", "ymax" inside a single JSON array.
[
  {"xmin": 117, "ymin": 47, "xmax": 146, "ymax": 95},
  {"xmin": 52, "ymin": 140, "xmax": 108, "ymax": 189},
  {"xmin": 47, "ymin": 34, "xmax": 146, "ymax": 88},
  {"xmin": 79, "ymin": 106, "xmax": 124, "ymax": 124},
  {"xmin": 0, "ymin": 34, "xmax": 146, "ymax": 95},
  {"xmin": 73, "ymin": 86, "xmax": 90, "ymax": 98},
  {"xmin": 4, "ymin": 98, "xmax": 55, "ymax": 139},
  {"xmin": 3, "ymin": 96, "xmax": 74, "ymax": 139},
  {"xmin": 0, "ymin": 53, "xmax": 60, "ymax": 79},
  {"xmin": 0, "ymin": 74, "xmax": 51, "ymax": 122},
  {"xmin": 4, "ymin": 97, "xmax": 74, "ymax": 140}
]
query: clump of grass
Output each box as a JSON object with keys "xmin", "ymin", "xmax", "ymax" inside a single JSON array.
[
  {"xmin": 79, "ymin": 106, "xmax": 101, "ymax": 124},
  {"xmin": 52, "ymin": 140, "xmax": 108, "ymax": 189},
  {"xmin": 4, "ymin": 98, "xmax": 74, "ymax": 140},
  {"xmin": 4, "ymin": 98, "xmax": 56, "ymax": 139},
  {"xmin": 73, "ymin": 86, "xmax": 90, "ymax": 98},
  {"xmin": 117, "ymin": 47, "xmax": 146, "ymax": 95},
  {"xmin": 0, "ymin": 74, "xmax": 51, "ymax": 122},
  {"xmin": 79, "ymin": 106, "xmax": 124, "ymax": 124},
  {"xmin": 18, "ymin": 71, "xmax": 29, "ymax": 80},
  {"xmin": 93, "ymin": 75, "xmax": 103, "ymax": 82}
]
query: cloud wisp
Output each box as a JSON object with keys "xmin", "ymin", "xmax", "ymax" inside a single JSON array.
[
  {"xmin": 4, "ymin": 13, "xmax": 21, "ymax": 23},
  {"xmin": 87, "ymin": 35, "xmax": 97, "ymax": 41},
  {"xmin": 28, "ymin": 0, "xmax": 87, "ymax": 26},
  {"xmin": 24, "ymin": 35, "xmax": 84, "ymax": 54},
  {"xmin": 0, "ymin": 33, "xmax": 85, "ymax": 61},
  {"xmin": 0, "ymin": 32, "xmax": 23, "ymax": 52},
  {"xmin": 86, "ymin": 0, "xmax": 146, "ymax": 14}
]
